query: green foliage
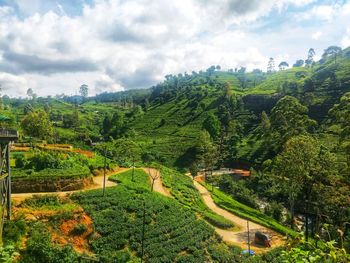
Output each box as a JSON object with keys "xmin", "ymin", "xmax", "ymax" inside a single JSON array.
[
  {"xmin": 3, "ymin": 217, "xmax": 27, "ymax": 244},
  {"xmin": 280, "ymin": 235, "xmax": 350, "ymax": 262},
  {"xmin": 203, "ymin": 113, "xmax": 221, "ymax": 140},
  {"xmin": 264, "ymin": 201, "xmax": 284, "ymax": 222},
  {"xmin": 203, "ymin": 182, "xmax": 296, "ymax": 237},
  {"xmin": 12, "ymin": 151, "xmax": 92, "ymax": 179},
  {"xmin": 21, "ymin": 195, "xmax": 61, "ymax": 208},
  {"xmin": 20, "ymin": 223, "xmax": 84, "ymax": 263},
  {"xmin": 160, "ymin": 166, "xmax": 234, "ymax": 229},
  {"xmin": 14, "ymin": 154, "xmax": 25, "ymax": 168},
  {"xmin": 0, "ymin": 245, "xmax": 19, "ymax": 263},
  {"xmin": 272, "ymin": 135, "xmax": 337, "ymax": 228},
  {"xmin": 216, "ymin": 175, "xmax": 259, "ymax": 209},
  {"xmin": 21, "ymin": 110, "xmax": 54, "ymax": 140},
  {"xmin": 268, "ymin": 96, "xmax": 317, "ymax": 151},
  {"xmin": 12, "ymin": 165, "xmax": 90, "ymax": 179},
  {"xmin": 25, "ymin": 151, "xmax": 69, "ymax": 171},
  {"xmin": 70, "ymin": 224, "xmax": 87, "ymax": 236},
  {"xmin": 109, "ymin": 169, "xmax": 150, "ymax": 190},
  {"xmin": 72, "ymin": 185, "xmax": 234, "ymax": 262}
]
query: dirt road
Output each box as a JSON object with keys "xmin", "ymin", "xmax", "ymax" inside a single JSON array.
[
  {"xmin": 192, "ymin": 179, "xmax": 285, "ymax": 251},
  {"xmin": 11, "ymin": 168, "xmax": 129, "ymax": 202},
  {"xmin": 143, "ymin": 167, "xmax": 172, "ymax": 198}
]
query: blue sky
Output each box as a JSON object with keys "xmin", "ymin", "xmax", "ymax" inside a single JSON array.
[{"xmin": 0, "ymin": 0, "xmax": 349, "ymax": 97}]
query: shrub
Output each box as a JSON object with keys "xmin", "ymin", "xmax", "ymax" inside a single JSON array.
[
  {"xmin": 264, "ymin": 202, "xmax": 284, "ymax": 222},
  {"xmin": 15, "ymin": 155, "xmax": 26, "ymax": 168},
  {"xmin": 3, "ymin": 217, "xmax": 27, "ymax": 244},
  {"xmin": 70, "ymin": 224, "xmax": 87, "ymax": 236},
  {"xmin": 21, "ymin": 195, "xmax": 61, "ymax": 208}
]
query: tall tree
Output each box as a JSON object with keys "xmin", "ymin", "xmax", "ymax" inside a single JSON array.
[
  {"xmin": 21, "ymin": 110, "xmax": 54, "ymax": 140},
  {"xmin": 79, "ymin": 84, "xmax": 89, "ymax": 98},
  {"xmin": 293, "ymin": 59, "xmax": 304, "ymax": 67},
  {"xmin": 268, "ymin": 96, "xmax": 317, "ymax": 151},
  {"xmin": 322, "ymin": 46, "xmax": 342, "ymax": 63},
  {"xmin": 305, "ymin": 48, "xmax": 316, "ymax": 67},
  {"xmin": 267, "ymin": 57, "xmax": 275, "ymax": 73},
  {"xmin": 203, "ymin": 113, "xmax": 221, "ymax": 140},
  {"xmin": 329, "ymin": 92, "xmax": 350, "ymax": 171},
  {"xmin": 196, "ymin": 131, "xmax": 218, "ymax": 180},
  {"xmin": 260, "ymin": 111, "xmax": 271, "ymax": 130},
  {"xmin": 273, "ymin": 135, "xmax": 336, "ymax": 233},
  {"xmin": 278, "ymin": 61, "xmax": 289, "ymax": 70}
]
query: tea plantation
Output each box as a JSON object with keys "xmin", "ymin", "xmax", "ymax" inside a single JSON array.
[{"xmin": 72, "ymin": 186, "xmax": 241, "ymax": 262}]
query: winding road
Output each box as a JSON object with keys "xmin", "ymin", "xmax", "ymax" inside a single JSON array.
[
  {"xmin": 11, "ymin": 167, "xmax": 285, "ymax": 252},
  {"xmin": 192, "ymin": 179, "xmax": 285, "ymax": 251}
]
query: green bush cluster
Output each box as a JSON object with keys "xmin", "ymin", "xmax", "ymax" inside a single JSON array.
[
  {"xmin": 160, "ymin": 166, "xmax": 234, "ymax": 229},
  {"xmin": 72, "ymin": 186, "xmax": 225, "ymax": 263},
  {"xmin": 20, "ymin": 223, "xmax": 85, "ymax": 263},
  {"xmin": 204, "ymin": 183, "xmax": 296, "ymax": 237},
  {"xmin": 109, "ymin": 168, "xmax": 150, "ymax": 190}
]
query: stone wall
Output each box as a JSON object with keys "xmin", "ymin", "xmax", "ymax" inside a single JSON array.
[{"xmin": 12, "ymin": 176, "xmax": 93, "ymax": 193}]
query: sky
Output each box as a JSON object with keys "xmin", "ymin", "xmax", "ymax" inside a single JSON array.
[{"xmin": 0, "ymin": 0, "xmax": 349, "ymax": 97}]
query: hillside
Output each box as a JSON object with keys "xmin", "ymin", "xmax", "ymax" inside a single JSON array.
[{"xmin": 2, "ymin": 46, "xmax": 350, "ymax": 262}]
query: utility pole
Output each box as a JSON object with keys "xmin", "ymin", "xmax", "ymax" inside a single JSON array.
[
  {"xmin": 103, "ymin": 146, "xmax": 107, "ymax": 197},
  {"xmin": 247, "ymin": 221, "xmax": 251, "ymax": 255}
]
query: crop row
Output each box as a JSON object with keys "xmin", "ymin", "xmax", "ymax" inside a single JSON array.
[
  {"xmin": 160, "ymin": 166, "xmax": 234, "ymax": 229},
  {"xmin": 72, "ymin": 185, "xmax": 226, "ymax": 262}
]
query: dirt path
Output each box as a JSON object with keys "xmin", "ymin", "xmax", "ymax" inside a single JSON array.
[
  {"xmin": 11, "ymin": 167, "xmax": 129, "ymax": 203},
  {"xmin": 143, "ymin": 168, "xmax": 172, "ymax": 198},
  {"xmin": 192, "ymin": 179, "xmax": 285, "ymax": 252}
]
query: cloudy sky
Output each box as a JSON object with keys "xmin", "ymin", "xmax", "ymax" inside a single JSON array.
[{"xmin": 0, "ymin": 0, "xmax": 349, "ymax": 97}]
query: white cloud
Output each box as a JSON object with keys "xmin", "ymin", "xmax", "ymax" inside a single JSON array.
[
  {"xmin": 0, "ymin": 72, "xmax": 28, "ymax": 96},
  {"xmin": 341, "ymin": 28, "xmax": 350, "ymax": 48},
  {"xmin": 312, "ymin": 31, "xmax": 322, "ymax": 40},
  {"xmin": 0, "ymin": 0, "xmax": 349, "ymax": 97}
]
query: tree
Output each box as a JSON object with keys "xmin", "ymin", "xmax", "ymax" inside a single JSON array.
[
  {"xmin": 293, "ymin": 59, "xmax": 304, "ymax": 67},
  {"xmin": 267, "ymin": 57, "xmax": 275, "ymax": 73},
  {"xmin": 322, "ymin": 46, "xmax": 342, "ymax": 63},
  {"xmin": 111, "ymin": 139, "xmax": 141, "ymax": 168},
  {"xmin": 260, "ymin": 111, "xmax": 271, "ymax": 130},
  {"xmin": 278, "ymin": 61, "xmax": 289, "ymax": 70},
  {"xmin": 189, "ymin": 162, "xmax": 199, "ymax": 179},
  {"xmin": 305, "ymin": 48, "xmax": 316, "ymax": 67},
  {"xmin": 273, "ymin": 135, "xmax": 336, "ymax": 232},
  {"xmin": 27, "ymin": 88, "xmax": 34, "ymax": 99},
  {"xmin": 148, "ymin": 166, "xmax": 160, "ymax": 192},
  {"xmin": 79, "ymin": 84, "xmax": 88, "ymax": 98},
  {"xmin": 21, "ymin": 110, "xmax": 54, "ymax": 140},
  {"xmin": 329, "ymin": 92, "xmax": 350, "ymax": 170},
  {"xmin": 196, "ymin": 131, "xmax": 218, "ymax": 180},
  {"xmin": 269, "ymin": 96, "xmax": 317, "ymax": 150},
  {"xmin": 203, "ymin": 113, "xmax": 221, "ymax": 140}
]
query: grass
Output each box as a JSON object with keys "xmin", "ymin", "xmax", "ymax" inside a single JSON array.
[
  {"xmin": 109, "ymin": 168, "xmax": 150, "ymax": 190},
  {"xmin": 202, "ymin": 182, "xmax": 297, "ymax": 237},
  {"xmin": 160, "ymin": 166, "xmax": 236, "ymax": 230}
]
